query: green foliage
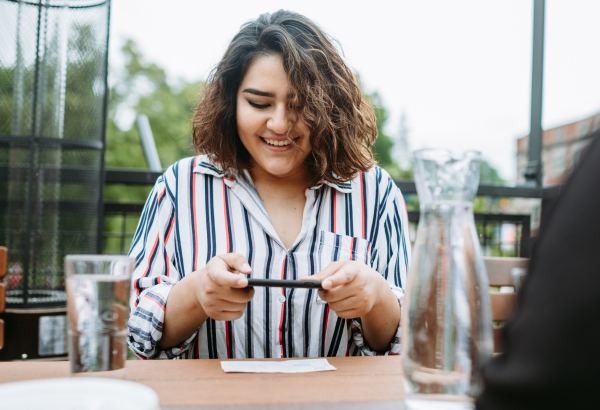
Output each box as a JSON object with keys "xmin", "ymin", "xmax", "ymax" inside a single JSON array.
[
  {"xmin": 106, "ymin": 40, "xmax": 198, "ymax": 171},
  {"xmin": 103, "ymin": 40, "xmax": 202, "ymax": 252},
  {"xmin": 363, "ymin": 91, "xmax": 394, "ymax": 167},
  {"xmin": 104, "ymin": 40, "xmax": 201, "ymax": 203},
  {"xmin": 0, "ymin": 66, "xmax": 15, "ymax": 135},
  {"xmin": 480, "ymin": 160, "xmax": 505, "ymax": 185},
  {"xmin": 473, "ymin": 161, "xmax": 507, "ymax": 213},
  {"xmin": 363, "ymin": 91, "xmax": 414, "ymax": 181}
]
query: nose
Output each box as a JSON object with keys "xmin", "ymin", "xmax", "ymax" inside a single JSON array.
[{"xmin": 267, "ymin": 104, "xmax": 293, "ymax": 135}]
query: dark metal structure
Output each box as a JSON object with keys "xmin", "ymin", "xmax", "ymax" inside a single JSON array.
[
  {"xmin": 0, "ymin": 0, "xmax": 110, "ymax": 313},
  {"xmin": 102, "ymin": 176, "xmax": 534, "ymax": 259},
  {"xmin": 525, "ymin": 0, "xmax": 546, "ymax": 187}
]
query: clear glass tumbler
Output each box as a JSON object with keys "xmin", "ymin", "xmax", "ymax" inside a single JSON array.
[
  {"xmin": 65, "ymin": 255, "xmax": 133, "ymax": 377},
  {"xmin": 402, "ymin": 149, "xmax": 493, "ymax": 408}
]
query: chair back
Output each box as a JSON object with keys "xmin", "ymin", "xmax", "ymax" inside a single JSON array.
[{"xmin": 484, "ymin": 256, "xmax": 528, "ymax": 353}]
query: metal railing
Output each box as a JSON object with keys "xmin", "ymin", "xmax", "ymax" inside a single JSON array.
[{"xmin": 104, "ymin": 170, "xmax": 538, "ymax": 258}]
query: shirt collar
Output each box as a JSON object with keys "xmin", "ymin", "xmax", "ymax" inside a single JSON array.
[
  {"xmin": 193, "ymin": 155, "xmax": 353, "ymax": 194},
  {"xmin": 193, "ymin": 156, "xmax": 226, "ymax": 178},
  {"xmin": 308, "ymin": 179, "xmax": 353, "ymax": 193}
]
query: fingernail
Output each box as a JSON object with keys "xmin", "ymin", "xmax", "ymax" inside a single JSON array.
[
  {"xmin": 238, "ymin": 278, "xmax": 247, "ymax": 286},
  {"xmin": 242, "ymin": 263, "xmax": 252, "ymax": 272},
  {"xmin": 323, "ymin": 279, "xmax": 331, "ymax": 289}
]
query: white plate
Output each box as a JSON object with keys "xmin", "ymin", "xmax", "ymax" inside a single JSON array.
[{"xmin": 0, "ymin": 377, "xmax": 160, "ymax": 410}]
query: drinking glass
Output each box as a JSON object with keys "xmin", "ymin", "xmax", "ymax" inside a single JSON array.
[
  {"xmin": 65, "ymin": 255, "xmax": 133, "ymax": 377},
  {"xmin": 402, "ymin": 149, "xmax": 493, "ymax": 409}
]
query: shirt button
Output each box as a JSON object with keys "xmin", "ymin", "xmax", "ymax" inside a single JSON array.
[
  {"xmin": 278, "ymin": 294, "xmax": 286, "ymax": 303},
  {"xmin": 316, "ymin": 295, "xmax": 328, "ymax": 305}
]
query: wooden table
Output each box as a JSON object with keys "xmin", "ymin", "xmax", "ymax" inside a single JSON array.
[{"xmin": 0, "ymin": 356, "xmax": 406, "ymax": 409}]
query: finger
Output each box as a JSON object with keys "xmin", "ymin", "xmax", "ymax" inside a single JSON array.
[
  {"xmin": 330, "ymin": 308, "xmax": 360, "ymax": 320},
  {"xmin": 327, "ymin": 295, "xmax": 359, "ymax": 311},
  {"xmin": 213, "ymin": 311, "xmax": 246, "ymax": 321},
  {"xmin": 311, "ymin": 261, "xmax": 346, "ymax": 282},
  {"xmin": 222, "ymin": 287, "xmax": 255, "ymax": 303},
  {"xmin": 211, "ymin": 269, "xmax": 249, "ymax": 288},
  {"xmin": 321, "ymin": 264, "xmax": 359, "ymax": 290},
  {"xmin": 318, "ymin": 286, "xmax": 354, "ymax": 303},
  {"xmin": 218, "ymin": 253, "xmax": 252, "ymax": 275},
  {"xmin": 213, "ymin": 299, "xmax": 248, "ymax": 312}
]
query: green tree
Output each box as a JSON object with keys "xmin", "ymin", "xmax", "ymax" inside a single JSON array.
[
  {"xmin": 104, "ymin": 40, "xmax": 201, "ymax": 203},
  {"xmin": 103, "ymin": 40, "xmax": 202, "ymax": 252},
  {"xmin": 364, "ymin": 91, "xmax": 394, "ymax": 168},
  {"xmin": 479, "ymin": 160, "xmax": 505, "ymax": 185},
  {"xmin": 363, "ymin": 91, "xmax": 414, "ymax": 181},
  {"xmin": 106, "ymin": 40, "xmax": 198, "ymax": 171}
]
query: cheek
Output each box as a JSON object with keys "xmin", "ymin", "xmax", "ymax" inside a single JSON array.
[
  {"xmin": 236, "ymin": 109, "xmax": 249, "ymax": 138},
  {"xmin": 297, "ymin": 123, "xmax": 312, "ymax": 150},
  {"xmin": 236, "ymin": 104, "xmax": 260, "ymax": 139}
]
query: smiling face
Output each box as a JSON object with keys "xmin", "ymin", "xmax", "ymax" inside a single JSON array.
[{"xmin": 236, "ymin": 54, "xmax": 312, "ymax": 181}]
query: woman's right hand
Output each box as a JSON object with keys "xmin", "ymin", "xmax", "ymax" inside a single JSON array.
[{"xmin": 195, "ymin": 253, "xmax": 255, "ymax": 321}]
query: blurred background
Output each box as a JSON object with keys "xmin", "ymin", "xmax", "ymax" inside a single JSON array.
[
  {"xmin": 107, "ymin": 0, "xmax": 600, "ymax": 182},
  {"xmin": 104, "ymin": 0, "xmax": 600, "ymax": 253}
]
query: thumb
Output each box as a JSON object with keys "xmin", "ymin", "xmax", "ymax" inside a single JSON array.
[{"xmin": 218, "ymin": 253, "xmax": 252, "ymax": 275}]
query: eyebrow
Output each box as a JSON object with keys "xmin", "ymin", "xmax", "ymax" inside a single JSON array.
[
  {"xmin": 242, "ymin": 88, "xmax": 275, "ymax": 98},
  {"xmin": 242, "ymin": 88, "xmax": 296, "ymax": 99}
]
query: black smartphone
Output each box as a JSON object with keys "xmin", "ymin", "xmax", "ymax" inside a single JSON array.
[{"xmin": 246, "ymin": 278, "xmax": 322, "ymax": 289}]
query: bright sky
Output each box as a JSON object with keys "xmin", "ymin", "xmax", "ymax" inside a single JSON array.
[{"xmin": 110, "ymin": 0, "xmax": 600, "ymax": 183}]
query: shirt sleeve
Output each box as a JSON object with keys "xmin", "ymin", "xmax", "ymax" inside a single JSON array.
[
  {"xmin": 350, "ymin": 175, "xmax": 411, "ymax": 356},
  {"xmin": 127, "ymin": 172, "xmax": 196, "ymax": 359}
]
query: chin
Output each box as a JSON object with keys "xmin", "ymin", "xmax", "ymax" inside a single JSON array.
[
  {"xmin": 258, "ymin": 159, "xmax": 304, "ymax": 177},
  {"xmin": 262, "ymin": 165, "xmax": 299, "ymax": 177}
]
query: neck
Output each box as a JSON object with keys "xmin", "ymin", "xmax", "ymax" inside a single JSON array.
[{"xmin": 249, "ymin": 164, "xmax": 317, "ymax": 200}]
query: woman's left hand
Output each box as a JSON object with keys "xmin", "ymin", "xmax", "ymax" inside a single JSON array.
[{"xmin": 301, "ymin": 261, "xmax": 387, "ymax": 319}]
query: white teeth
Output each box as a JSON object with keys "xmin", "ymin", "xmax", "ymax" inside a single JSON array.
[{"xmin": 263, "ymin": 138, "xmax": 292, "ymax": 147}]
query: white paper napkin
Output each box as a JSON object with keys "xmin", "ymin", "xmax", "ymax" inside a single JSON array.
[{"xmin": 220, "ymin": 358, "xmax": 337, "ymax": 373}]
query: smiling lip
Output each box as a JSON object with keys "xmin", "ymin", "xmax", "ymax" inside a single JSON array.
[{"xmin": 260, "ymin": 136, "xmax": 299, "ymax": 150}]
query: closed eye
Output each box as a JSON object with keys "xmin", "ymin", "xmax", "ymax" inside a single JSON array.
[{"xmin": 247, "ymin": 100, "xmax": 270, "ymax": 109}]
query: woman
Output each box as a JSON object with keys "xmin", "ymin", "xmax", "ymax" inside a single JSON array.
[{"xmin": 128, "ymin": 10, "xmax": 411, "ymax": 360}]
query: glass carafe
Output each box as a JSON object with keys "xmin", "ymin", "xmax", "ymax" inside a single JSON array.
[{"xmin": 402, "ymin": 149, "xmax": 493, "ymax": 407}]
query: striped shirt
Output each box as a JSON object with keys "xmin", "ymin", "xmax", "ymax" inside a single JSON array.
[{"xmin": 127, "ymin": 155, "xmax": 411, "ymax": 359}]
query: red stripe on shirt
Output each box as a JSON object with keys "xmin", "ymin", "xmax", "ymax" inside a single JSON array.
[
  {"xmin": 225, "ymin": 322, "xmax": 231, "ymax": 359},
  {"xmin": 133, "ymin": 351, "xmax": 147, "ymax": 360},
  {"xmin": 164, "ymin": 213, "xmax": 176, "ymax": 277},
  {"xmin": 323, "ymin": 305, "xmax": 330, "ymax": 356},
  {"xmin": 360, "ymin": 172, "xmax": 366, "ymax": 239},
  {"xmin": 345, "ymin": 322, "xmax": 350, "ymax": 357},
  {"xmin": 157, "ymin": 186, "xmax": 166, "ymax": 204},
  {"xmin": 137, "ymin": 234, "xmax": 160, "ymax": 298},
  {"xmin": 143, "ymin": 294, "xmax": 165, "ymax": 311},
  {"xmin": 278, "ymin": 255, "xmax": 287, "ymax": 358}
]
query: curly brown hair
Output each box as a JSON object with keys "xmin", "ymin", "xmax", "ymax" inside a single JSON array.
[{"xmin": 192, "ymin": 10, "xmax": 378, "ymax": 183}]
